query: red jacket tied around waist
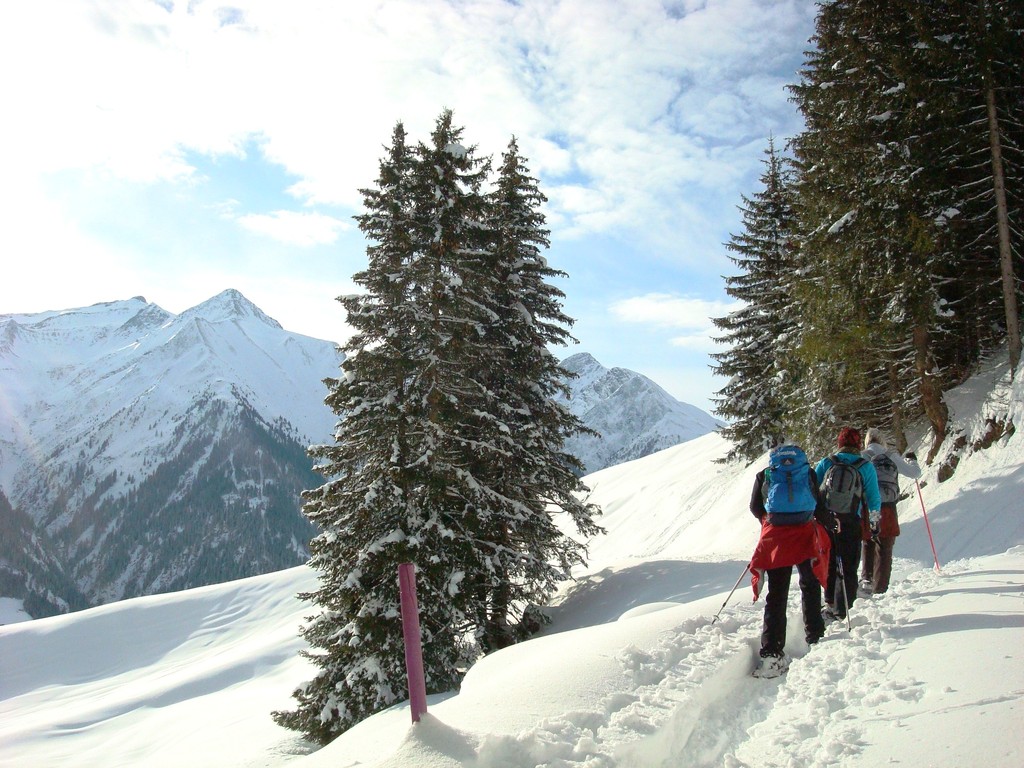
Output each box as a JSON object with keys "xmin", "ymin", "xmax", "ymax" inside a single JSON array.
[{"xmin": 749, "ymin": 519, "xmax": 831, "ymax": 600}]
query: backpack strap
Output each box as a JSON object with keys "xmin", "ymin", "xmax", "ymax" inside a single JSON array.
[
  {"xmin": 851, "ymin": 457, "xmax": 868, "ymax": 512},
  {"xmin": 830, "ymin": 454, "xmax": 867, "ymax": 468}
]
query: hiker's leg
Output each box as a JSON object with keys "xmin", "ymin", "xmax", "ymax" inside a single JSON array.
[
  {"xmin": 861, "ymin": 538, "xmax": 875, "ymax": 583},
  {"xmin": 875, "ymin": 537, "xmax": 895, "ymax": 594},
  {"xmin": 761, "ymin": 566, "xmax": 792, "ymax": 656},
  {"xmin": 841, "ymin": 529, "xmax": 861, "ymax": 614},
  {"xmin": 824, "ymin": 542, "xmax": 838, "ymax": 609},
  {"xmin": 796, "ymin": 559, "xmax": 824, "ymax": 642}
]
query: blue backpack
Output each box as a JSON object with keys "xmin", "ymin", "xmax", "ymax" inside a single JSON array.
[{"xmin": 765, "ymin": 445, "xmax": 817, "ymax": 521}]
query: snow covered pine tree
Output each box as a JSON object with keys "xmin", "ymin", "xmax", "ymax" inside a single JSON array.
[{"xmin": 273, "ymin": 111, "xmax": 600, "ymax": 744}]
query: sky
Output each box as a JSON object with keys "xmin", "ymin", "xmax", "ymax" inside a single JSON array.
[
  {"xmin": 0, "ymin": 0, "xmax": 818, "ymax": 415},
  {"xmin": 1, "ymin": 354, "xmax": 1022, "ymax": 767}
]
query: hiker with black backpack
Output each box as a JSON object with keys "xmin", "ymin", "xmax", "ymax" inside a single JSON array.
[
  {"xmin": 859, "ymin": 428, "xmax": 922, "ymax": 596},
  {"xmin": 747, "ymin": 443, "xmax": 832, "ymax": 677},
  {"xmin": 814, "ymin": 427, "xmax": 881, "ymax": 625}
]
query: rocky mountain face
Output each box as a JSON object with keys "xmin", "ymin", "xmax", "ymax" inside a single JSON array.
[
  {"xmin": 557, "ymin": 353, "xmax": 721, "ymax": 474},
  {"xmin": 0, "ymin": 291, "xmax": 340, "ymax": 617},
  {"xmin": 0, "ymin": 296, "xmax": 719, "ymax": 619}
]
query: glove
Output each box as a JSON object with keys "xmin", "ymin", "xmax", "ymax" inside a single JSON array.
[
  {"xmin": 905, "ymin": 451, "xmax": 917, "ymax": 461},
  {"xmin": 869, "ymin": 509, "xmax": 881, "ymax": 538}
]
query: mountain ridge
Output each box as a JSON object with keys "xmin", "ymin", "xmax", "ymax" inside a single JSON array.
[
  {"xmin": 0, "ymin": 291, "xmax": 340, "ymax": 614},
  {"xmin": 558, "ymin": 352, "xmax": 722, "ymax": 474},
  {"xmin": 0, "ymin": 293, "xmax": 719, "ymax": 617}
]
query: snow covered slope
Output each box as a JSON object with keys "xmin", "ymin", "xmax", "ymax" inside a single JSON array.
[
  {"xmin": 558, "ymin": 352, "xmax": 721, "ymax": 473},
  {"xmin": 0, "ymin": 354, "xmax": 1020, "ymax": 767}
]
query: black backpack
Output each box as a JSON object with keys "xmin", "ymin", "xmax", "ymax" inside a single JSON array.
[
  {"xmin": 871, "ymin": 452, "xmax": 900, "ymax": 504},
  {"xmin": 821, "ymin": 455, "xmax": 867, "ymax": 516}
]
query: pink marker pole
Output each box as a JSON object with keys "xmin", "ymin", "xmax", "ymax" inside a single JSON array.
[
  {"xmin": 916, "ymin": 481, "xmax": 942, "ymax": 573},
  {"xmin": 398, "ymin": 562, "xmax": 428, "ymax": 723}
]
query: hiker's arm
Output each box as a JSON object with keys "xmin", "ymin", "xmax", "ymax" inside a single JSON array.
[
  {"xmin": 892, "ymin": 450, "xmax": 922, "ymax": 479},
  {"xmin": 750, "ymin": 470, "xmax": 767, "ymax": 519},
  {"xmin": 808, "ymin": 469, "xmax": 823, "ymax": 507},
  {"xmin": 861, "ymin": 461, "xmax": 882, "ymax": 516}
]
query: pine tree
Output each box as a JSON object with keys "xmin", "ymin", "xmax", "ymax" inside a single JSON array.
[
  {"xmin": 915, "ymin": 0, "xmax": 1023, "ymax": 377},
  {"xmin": 711, "ymin": 139, "xmax": 799, "ymax": 461},
  {"xmin": 714, "ymin": 0, "xmax": 1021, "ymax": 460},
  {"xmin": 400, "ymin": 109, "xmax": 519, "ymax": 656},
  {"xmin": 474, "ymin": 137, "xmax": 602, "ymax": 650},
  {"xmin": 786, "ymin": 0, "xmax": 950, "ymax": 451},
  {"xmin": 272, "ymin": 121, "xmax": 466, "ymax": 744},
  {"xmin": 275, "ymin": 113, "xmax": 601, "ymax": 742}
]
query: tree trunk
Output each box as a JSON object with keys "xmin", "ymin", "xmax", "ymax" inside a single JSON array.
[
  {"xmin": 913, "ymin": 324, "xmax": 948, "ymax": 459},
  {"xmin": 980, "ymin": 0, "xmax": 1022, "ymax": 376},
  {"xmin": 984, "ymin": 80, "xmax": 1021, "ymax": 376},
  {"xmin": 888, "ymin": 361, "xmax": 908, "ymax": 453}
]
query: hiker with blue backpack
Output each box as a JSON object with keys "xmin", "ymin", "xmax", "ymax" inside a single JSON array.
[
  {"xmin": 747, "ymin": 443, "xmax": 832, "ymax": 678},
  {"xmin": 859, "ymin": 428, "xmax": 922, "ymax": 596},
  {"xmin": 815, "ymin": 427, "xmax": 881, "ymax": 625}
]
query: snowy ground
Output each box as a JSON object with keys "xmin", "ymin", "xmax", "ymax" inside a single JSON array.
[{"xmin": 1, "ymin": 358, "xmax": 1022, "ymax": 767}]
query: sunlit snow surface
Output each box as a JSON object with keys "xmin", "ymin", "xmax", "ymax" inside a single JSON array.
[{"xmin": 1, "ymin": 356, "xmax": 1022, "ymax": 767}]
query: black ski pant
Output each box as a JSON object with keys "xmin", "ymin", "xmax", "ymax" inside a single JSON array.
[
  {"xmin": 825, "ymin": 513, "xmax": 861, "ymax": 618},
  {"xmin": 760, "ymin": 559, "xmax": 825, "ymax": 657},
  {"xmin": 861, "ymin": 536, "xmax": 895, "ymax": 594}
]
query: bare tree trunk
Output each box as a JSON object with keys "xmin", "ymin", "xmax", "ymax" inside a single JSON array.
[
  {"xmin": 888, "ymin": 361, "xmax": 908, "ymax": 452},
  {"xmin": 980, "ymin": 0, "xmax": 1022, "ymax": 376},
  {"xmin": 913, "ymin": 324, "xmax": 948, "ymax": 460},
  {"xmin": 483, "ymin": 522, "xmax": 513, "ymax": 653}
]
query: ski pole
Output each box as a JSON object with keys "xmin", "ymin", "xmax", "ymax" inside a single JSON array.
[
  {"xmin": 835, "ymin": 551, "xmax": 852, "ymax": 631},
  {"xmin": 916, "ymin": 480, "xmax": 942, "ymax": 573},
  {"xmin": 711, "ymin": 564, "xmax": 750, "ymax": 624}
]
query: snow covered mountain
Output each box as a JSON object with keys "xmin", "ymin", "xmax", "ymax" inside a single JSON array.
[
  {"xmin": 0, "ymin": 290, "xmax": 342, "ymax": 615},
  {"xmin": 558, "ymin": 352, "xmax": 721, "ymax": 473},
  {"xmin": 0, "ymin": 295, "xmax": 718, "ymax": 618}
]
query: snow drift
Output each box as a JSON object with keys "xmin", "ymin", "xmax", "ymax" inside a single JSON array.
[{"xmin": 0, "ymin": 354, "xmax": 1021, "ymax": 767}]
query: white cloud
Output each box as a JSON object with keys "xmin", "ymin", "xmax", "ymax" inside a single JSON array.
[
  {"xmin": 668, "ymin": 333, "xmax": 720, "ymax": 352},
  {"xmin": 0, "ymin": 0, "xmax": 814, "ymax": 404},
  {"xmin": 235, "ymin": 210, "xmax": 349, "ymax": 246},
  {"xmin": 0, "ymin": 0, "xmax": 813, "ymax": 235},
  {"xmin": 608, "ymin": 293, "xmax": 742, "ymax": 353},
  {"xmin": 611, "ymin": 293, "xmax": 740, "ymax": 329}
]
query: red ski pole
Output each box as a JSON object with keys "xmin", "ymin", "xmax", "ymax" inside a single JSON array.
[{"xmin": 915, "ymin": 480, "xmax": 941, "ymax": 573}]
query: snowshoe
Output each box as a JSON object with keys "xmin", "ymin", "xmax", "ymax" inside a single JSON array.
[
  {"xmin": 858, "ymin": 580, "xmax": 874, "ymax": 597},
  {"xmin": 753, "ymin": 653, "xmax": 790, "ymax": 679},
  {"xmin": 821, "ymin": 606, "xmax": 843, "ymax": 627}
]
